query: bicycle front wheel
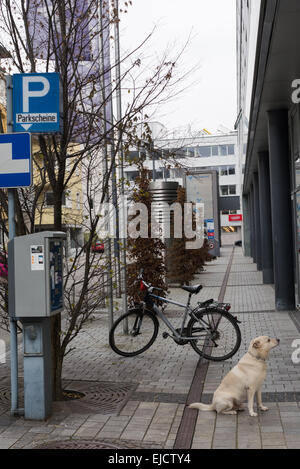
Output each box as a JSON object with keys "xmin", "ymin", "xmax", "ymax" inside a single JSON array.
[
  {"xmin": 187, "ymin": 309, "xmax": 241, "ymax": 361},
  {"xmin": 109, "ymin": 308, "xmax": 159, "ymax": 357}
]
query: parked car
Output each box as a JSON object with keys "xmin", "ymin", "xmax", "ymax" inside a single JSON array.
[{"xmin": 91, "ymin": 240, "xmax": 104, "ymax": 253}]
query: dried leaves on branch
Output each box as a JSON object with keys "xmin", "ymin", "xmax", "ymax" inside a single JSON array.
[{"xmin": 126, "ymin": 166, "xmax": 167, "ymax": 305}]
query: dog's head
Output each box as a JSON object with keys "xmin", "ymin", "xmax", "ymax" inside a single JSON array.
[{"xmin": 249, "ymin": 336, "xmax": 280, "ymax": 360}]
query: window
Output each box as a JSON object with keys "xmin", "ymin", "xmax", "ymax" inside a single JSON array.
[
  {"xmin": 222, "ymin": 210, "xmax": 237, "ymax": 215},
  {"xmin": 219, "ymin": 166, "xmax": 235, "ymax": 176},
  {"xmin": 220, "ymin": 185, "xmax": 236, "ymax": 196},
  {"xmin": 220, "ymin": 145, "xmax": 227, "ymax": 156},
  {"xmin": 65, "ymin": 192, "xmax": 72, "ymax": 208},
  {"xmin": 45, "ymin": 192, "xmax": 69, "ymax": 207},
  {"xmin": 212, "ymin": 146, "xmax": 219, "ymax": 156},
  {"xmin": 221, "ymin": 186, "xmax": 229, "ymax": 196},
  {"xmin": 76, "ymin": 193, "xmax": 80, "ymax": 210},
  {"xmin": 228, "ymin": 145, "xmax": 235, "ymax": 155},
  {"xmin": 197, "ymin": 146, "xmax": 211, "ymax": 157},
  {"xmin": 222, "ymin": 226, "xmax": 238, "ymax": 233},
  {"xmin": 184, "ymin": 147, "xmax": 194, "ymax": 157},
  {"xmin": 126, "ymin": 171, "xmax": 139, "ymax": 181},
  {"xmin": 45, "ymin": 192, "xmax": 55, "ymax": 206}
]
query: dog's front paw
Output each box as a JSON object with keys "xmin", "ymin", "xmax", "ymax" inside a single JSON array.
[
  {"xmin": 249, "ymin": 411, "xmax": 258, "ymax": 417},
  {"xmin": 259, "ymin": 406, "xmax": 269, "ymax": 412}
]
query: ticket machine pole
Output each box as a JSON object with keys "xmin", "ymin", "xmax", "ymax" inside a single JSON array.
[{"xmin": 21, "ymin": 318, "xmax": 52, "ymax": 420}]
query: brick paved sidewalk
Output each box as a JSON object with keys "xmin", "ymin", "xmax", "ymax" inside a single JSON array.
[{"xmin": 0, "ymin": 246, "xmax": 299, "ymax": 449}]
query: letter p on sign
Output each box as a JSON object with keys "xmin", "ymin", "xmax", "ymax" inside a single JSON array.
[{"xmin": 22, "ymin": 76, "xmax": 50, "ymax": 112}]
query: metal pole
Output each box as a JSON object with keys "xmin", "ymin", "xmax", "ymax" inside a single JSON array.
[
  {"xmin": 151, "ymin": 147, "xmax": 156, "ymax": 181},
  {"xmin": 99, "ymin": 0, "xmax": 121, "ymax": 300},
  {"xmin": 114, "ymin": 0, "xmax": 128, "ymax": 320},
  {"xmin": 6, "ymin": 75, "xmax": 22, "ymax": 416},
  {"xmin": 99, "ymin": 1, "xmax": 114, "ymax": 329}
]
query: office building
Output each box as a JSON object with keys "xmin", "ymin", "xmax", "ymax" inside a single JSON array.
[
  {"xmin": 237, "ymin": 0, "xmax": 300, "ymax": 310},
  {"xmin": 125, "ymin": 129, "xmax": 243, "ymax": 245}
]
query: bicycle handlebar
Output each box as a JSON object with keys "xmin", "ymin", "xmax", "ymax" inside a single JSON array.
[{"xmin": 139, "ymin": 273, "xmax": 164, "ymax": 294}]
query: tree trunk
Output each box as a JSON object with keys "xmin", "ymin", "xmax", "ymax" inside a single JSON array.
[
  {"xmin": 51, "ymin": 193, "xmax": 64, "ymax": 400},
  {"xmin": 51, "ymin": 313, "xmax": 63, "ymax": 400}
]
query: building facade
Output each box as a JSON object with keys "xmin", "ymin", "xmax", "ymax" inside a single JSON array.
[
  {"xmin": 237, "ymin": 0, "xmax": 300, "ymax": 310},
  {"xmin": 124, "ymin": 130, "xmax": 243, "ymax": 246}
]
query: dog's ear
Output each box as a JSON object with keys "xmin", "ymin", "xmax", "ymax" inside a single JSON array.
[{"xmin": 253, "ymin": 340, "xmax": 261, "ymax": 349}]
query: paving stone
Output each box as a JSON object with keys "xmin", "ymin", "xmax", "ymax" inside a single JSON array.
[
  {"xmin": 260, "ymin": 426, "xmax": 284, "ymax": 433},
  {"xmin": 0, "ymin": 438, "xmax": 20, "ymax": 449},
  {"xmin": 261, "ymin": 433, "xmax": 286, "ymax": 445}
]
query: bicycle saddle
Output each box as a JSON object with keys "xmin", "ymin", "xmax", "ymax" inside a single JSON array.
[{"xmin": 181, "ymin": 284, "xmax": 203, "ymax": 295}]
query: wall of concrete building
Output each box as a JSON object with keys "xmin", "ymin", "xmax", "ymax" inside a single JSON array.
[{"xmin": 237, "ymin": 0, "xmax": 300, "ymax": 311}]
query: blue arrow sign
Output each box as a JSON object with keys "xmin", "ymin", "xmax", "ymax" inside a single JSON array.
[
  {"xmin": 12, "ymin": 73, "xmax": 61, "ymax": 133},
  {"xmin": 0, "ymin": 133, "xmax": 31, "ymax": 188}
]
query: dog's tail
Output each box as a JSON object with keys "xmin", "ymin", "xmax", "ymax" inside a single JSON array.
[{"xmin": 189, "ymin": 402, "xmax": 214, "ymax": 412}]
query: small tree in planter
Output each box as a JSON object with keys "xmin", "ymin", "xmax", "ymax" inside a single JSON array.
[
  {"xmin": 126, "ymin": 166, "xmax": 168, "ymax": 305},
  {"xmin": 167, "ymin": 187, "xmax": 212, "ymax": 283}
]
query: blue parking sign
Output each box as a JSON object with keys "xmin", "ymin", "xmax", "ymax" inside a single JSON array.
[
  {"xmin": 12, "ymin": 73, "xmax": 61, "ymax": 133},
  {"xmin": 0, "ymin": 133, "xmax": 31, "ymax": 188}
]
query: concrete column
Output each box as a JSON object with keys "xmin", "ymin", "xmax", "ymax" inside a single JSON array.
[
  {"xmin": 249, "ymin": 184, "xmax": 256, "ymax": 262},
  {"xmin": 258, "ymin": 151, "xmax": 274, "ymax": 284},
  {"xmin": 267, "ymin": 110, "xmax": 295, "ymax": 311},
  {"xmin": 253, "ymin": 172, "xmax": 262, "ymax": 271},
  {"xmin": 242, "ymin": 194, "xmax": 251, "ymax": 257}
]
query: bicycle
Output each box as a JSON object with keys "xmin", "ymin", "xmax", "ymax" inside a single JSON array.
[{"xmin": 109, "ymin": 270, "xmax": 241, "ymax": 361}]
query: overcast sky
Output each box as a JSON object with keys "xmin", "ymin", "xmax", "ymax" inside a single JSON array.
[{"xmin": 120, "ymin": 0, "xmax": 237, "ymax": 134}]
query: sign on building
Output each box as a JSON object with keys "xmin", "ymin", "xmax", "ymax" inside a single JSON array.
[
  {"xmin": 229, "ymin": 214, "xmax": 243, "ymax": 222},
  {"xmin": 185, "ymin": 171, "xmax": 220, "ymax": 257}
]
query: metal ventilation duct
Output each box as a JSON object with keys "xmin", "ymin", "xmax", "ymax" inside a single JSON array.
[{"xmin": 149, "ymin": 181, "xmax": 179, "ymax": 238}]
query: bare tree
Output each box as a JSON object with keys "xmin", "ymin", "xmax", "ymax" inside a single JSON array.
[{"xmin": 0, "ymin": 0, "xmax": 195, "ymax": 399}]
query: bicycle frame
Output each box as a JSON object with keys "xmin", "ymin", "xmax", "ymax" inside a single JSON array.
[{"xmin": 144, "ymin": 291, "xmax": 208, "ymax": 341}]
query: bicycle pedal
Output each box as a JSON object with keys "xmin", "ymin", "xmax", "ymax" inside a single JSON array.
[{"xmin": 162, "ymin": 332, "xmax": 169, "ymax": 339}]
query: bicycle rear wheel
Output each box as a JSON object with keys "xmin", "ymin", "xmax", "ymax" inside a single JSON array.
[
  {"xmin": 109, "ymin": 308, "xmax": 159, "ymax": 357},
  {"xmin": 187, "ymin": 309, "xmax": 241, "ymax": 361}
]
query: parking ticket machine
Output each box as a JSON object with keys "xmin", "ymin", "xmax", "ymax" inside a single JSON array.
[{"xmin": 8, "ymin": 231, "xmax": 66, "ymax": 420}]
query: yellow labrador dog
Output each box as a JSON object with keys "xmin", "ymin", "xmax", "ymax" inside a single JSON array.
[{"xmin": 189, "ymin": 336, "xmax": 280, "ymax": 417}]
